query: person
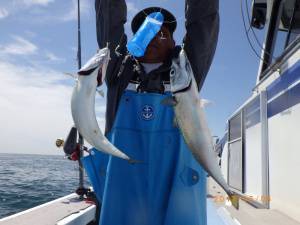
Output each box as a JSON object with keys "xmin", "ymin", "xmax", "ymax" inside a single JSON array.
[{"xmin": 87, "ymin": 0, "xmax": 219, "ymax": 224}]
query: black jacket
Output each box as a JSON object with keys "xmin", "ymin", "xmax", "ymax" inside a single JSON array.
[{"xmin": 95, "ymin": 0, "xmax": 219, "ymax": 134}]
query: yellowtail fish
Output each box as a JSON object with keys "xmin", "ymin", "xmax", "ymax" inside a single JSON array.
[
  {"xmin": 162, "ymin": 49, "xmax": 239, "ymax": 209},
  {"xmin": 71, "ymin": 47, "xmax": 132, "ymax": 161}
]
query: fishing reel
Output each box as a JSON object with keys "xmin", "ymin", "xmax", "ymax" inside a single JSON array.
[
  {"xmin": 56, "ymin": 127, "xmax": 92, "ymax": 201},
  {"xmin": 55, "ymin": 127, "xmax": 88, "ymax": 161}
]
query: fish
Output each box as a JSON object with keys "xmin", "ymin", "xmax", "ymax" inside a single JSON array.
[
  {"xmin": 71, "ymin": 47, "xmax": 132, "ymax": 161},
  {"xmin": 162, "ymin": 49, "xmax": 239, "ymax": 209}
]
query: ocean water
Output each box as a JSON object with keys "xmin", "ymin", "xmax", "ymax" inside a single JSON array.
[{"xmin": 0, "ymin": 153, "xmax": 87, "ymax": 219}]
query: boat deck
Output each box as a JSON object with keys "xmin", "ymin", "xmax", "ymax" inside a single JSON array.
[
  {"xmin": 0, "ymin": 194, "xmax": 96, "ymax": 225},
  {"xmin": 207, "ymin": 178, "xmax": 300, "ymax": 225},
  {"xmin": 1, "ymin": 181, "xmax": 299, "ymax": 225}
]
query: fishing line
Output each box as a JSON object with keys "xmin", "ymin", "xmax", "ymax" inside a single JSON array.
[
  {"xmin": 245, "ymin": 0, "xmax": 276, "ymax": 60},
  {"xmin": 240, "ymin": 0, "xmax": 276, "ymax": 63},
  {"xmin": 241, "ymin": 0, "xmax": 266, "ymax": 61},
  {"xmin": 245, "ymin": 0, "xmax": 268, "ymax": 54}
]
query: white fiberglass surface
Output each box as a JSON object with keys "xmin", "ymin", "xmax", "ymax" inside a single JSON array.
[
  {"xmin": 207, "ymin": 199, "xmax": 236, "ymax": 225},
  {"xmin": 268, "ymin": 103, "xmax": 300, "ymax": 222}
]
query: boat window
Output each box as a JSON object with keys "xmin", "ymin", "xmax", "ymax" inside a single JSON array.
[
  {"xmin": 229, "ymin": 113, "xmax": 242, "ymax": 141},
  {"xmin": 228, "ymin": 112, "xmax": 244, "ymax": 192},
  {"xmin": 273, "ymin": 0, "xmax": 300, "ymax": 60},
  {"xmin": 272, "ymin": 30, "xmax": 289, "ymax": 58}
]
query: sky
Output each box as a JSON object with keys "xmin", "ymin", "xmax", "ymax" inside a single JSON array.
[{"xmin": 0, "ymin": 0, "xmax": 266, "ymax": 155}]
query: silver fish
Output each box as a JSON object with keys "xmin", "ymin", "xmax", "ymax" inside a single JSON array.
[
  {"xmin": 71, "ymin": 47, "xmax": 131, "ymax": 161},
  {"xmin": 163, "ymin": 49, "xmax": 239, "ymax": 209}
]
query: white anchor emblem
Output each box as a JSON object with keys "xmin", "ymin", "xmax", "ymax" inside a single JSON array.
[{"xmin": 141, "ymin": 105, "xmax": 154, "ymax": 120}]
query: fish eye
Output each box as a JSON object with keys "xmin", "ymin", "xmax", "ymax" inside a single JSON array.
[{"xmin": 170, "ymin": 69, "xmax": 175, "ymax": 76}]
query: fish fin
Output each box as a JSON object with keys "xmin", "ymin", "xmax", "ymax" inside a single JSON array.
[
  {"xmin": 228, "ymin": 194, "xmax": 240, "ymax": 210},
  {"xmin": 161, "ymin": 96, "xmax": 177, "ymax": 106},
  {"xmin": 97, "ymin": 89, "xmax": 105, "ymax": 97},
  {"xmin": 128, "ymin": 159, "xmax": 144, "ymax": 164}
]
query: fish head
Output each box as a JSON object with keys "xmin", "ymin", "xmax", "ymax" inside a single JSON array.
[
  {"xmin": 170, "ymin": 49, "xmax": 192, "ymax": 93},
  {"xmin": 77, "ymin": 47, "xmax": 110, "ymax": 79}
]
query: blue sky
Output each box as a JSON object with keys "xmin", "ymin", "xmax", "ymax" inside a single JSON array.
[{"xmin": 0, "ymin": 0, "xmax": 266, "ymax": 155}]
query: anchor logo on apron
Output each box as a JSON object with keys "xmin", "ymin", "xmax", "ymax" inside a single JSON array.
[{"xmin": 141, "ymin": 105, "xmax": 154, "ymax": 120}]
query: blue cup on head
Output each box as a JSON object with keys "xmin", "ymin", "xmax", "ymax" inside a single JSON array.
[{"xmin": 127, "ymin": 12, "xmax": 164, "ymax": 57}]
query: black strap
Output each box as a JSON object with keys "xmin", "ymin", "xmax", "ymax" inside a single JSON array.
[{"xmin": 135, "ymin": 62, "xmax": 170, "ymax": 94}]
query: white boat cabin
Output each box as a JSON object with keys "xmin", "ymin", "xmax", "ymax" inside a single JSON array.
[{"xmin": 219, "ymin": 0, "xmax": 300, "ymax": 222}]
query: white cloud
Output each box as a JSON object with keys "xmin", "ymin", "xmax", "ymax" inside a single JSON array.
[
  {"xmin": 201, "ymin": 98, "xmax": 214, "ymax": 108},
  {"xmin": 45, "ymin": 51, "xmax": 64, "ymax": 62},
  {"xmin": 0, "ymin": 8, "xmax": 9, "ymax": 19},
  {"xmin": 0, "ymin": 36, "xmax": 38, "ymax": 56},
  {"xmin": 61, "ymin": 0, "xmax": 91, "ymax": 22},
  {"xmin": 23, "ymin": 0, "xmax": 55, "ymax": 6},
  {"xmin": 0, "ymin": 61, "xmax": 71, "ymax": 155},
  {"xmin": 1, "ymin": 0, "xmax": 91, "ymax": 24},
  {"xmin": 0, "ymin": 60, "xmax": 106, "ymax": 155}
]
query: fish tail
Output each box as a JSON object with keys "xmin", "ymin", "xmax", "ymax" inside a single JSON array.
[
  {"xmin": 128, "ymin": 159, "xmax": 144, "ymax": 164},
  {"xmin": 228, "ymin": 194, "xmax": 240, "ymax": 210}
]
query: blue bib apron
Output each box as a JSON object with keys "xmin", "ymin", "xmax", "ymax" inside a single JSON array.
[{"xmin": 82, "ymin": 90, "xmax": 207, "ymax": 225}]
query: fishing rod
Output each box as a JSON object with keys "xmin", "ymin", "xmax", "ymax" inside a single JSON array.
[{"xmin": 77, "ymin": 0, "xmax": 85, "ymax": 199}]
